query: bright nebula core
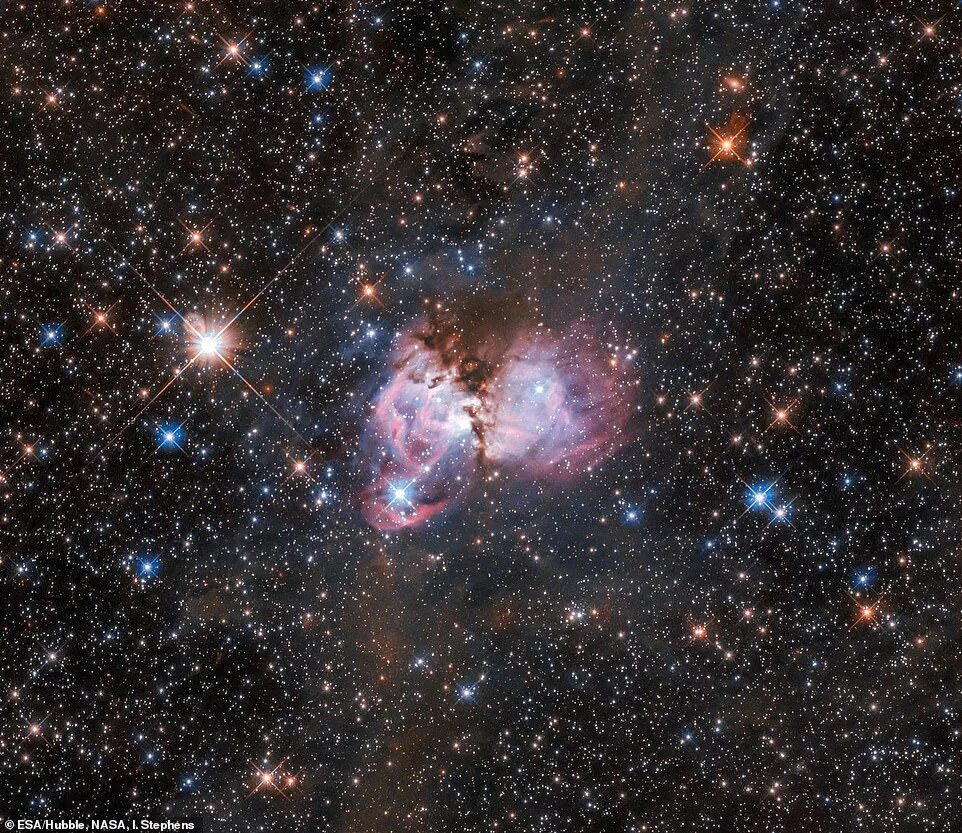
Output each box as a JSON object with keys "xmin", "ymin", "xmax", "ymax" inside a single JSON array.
[{"xmin": 361, "ymin": 316, "xmax": 634, "ymax": 531}]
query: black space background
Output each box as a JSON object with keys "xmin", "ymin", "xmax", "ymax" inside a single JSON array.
[{"xmin": 3, "ymin": 2, "xmax": 962, "ymax": 831}]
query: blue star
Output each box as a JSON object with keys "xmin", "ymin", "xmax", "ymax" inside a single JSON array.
[
  {"xmin": 246, "ymin": 57, "xmax": 268, "ymax": 78},
  {"xmin": 137, "ymin": 555, "xmax": 160, "ymax": 579},
  {"xmin": 155, "ymin": 314, "xmax": 177, "ymax": 336},
  {"xmin": 387, "ymin": 479, "xmax": 415, "ymax": 509},
  {"xmin": 305, "ymin": 66, "xmax": 332, "ymax": 91},
  {"xmin": 40, "ymin": 324, "xmax": 64, "ymax": 346},
  {"xmin": 156, "ymin": 422, "xmax": 185, "ymax": 452},
  {"xmin": 746, "ymin": 483, "xmax": 773, "ymax": 511},
  {"xmin": 853, "ymin": 566, "xmax": 877, "ymax": 589}
]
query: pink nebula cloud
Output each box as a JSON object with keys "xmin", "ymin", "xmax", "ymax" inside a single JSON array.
[{"xmin": 360, "ymin": 323, "xmax": 633, "ymax": 531}]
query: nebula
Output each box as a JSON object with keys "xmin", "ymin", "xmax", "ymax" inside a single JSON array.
[
  {"xmin": 481, "ymin": 330, "xmax": 631, "ymax": 480},
  {"xmin": 360, "ymin": 314, "xmax": 634, "ymax": 531},
  {"xmin": 359, "ymin": 338, "xmax": 478, "ymax": 531}
]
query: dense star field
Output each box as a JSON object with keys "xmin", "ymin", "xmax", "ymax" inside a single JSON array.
[{"xmin": 3, "ymin": 1, "xmax": 962, "ymax": 830}]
